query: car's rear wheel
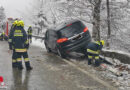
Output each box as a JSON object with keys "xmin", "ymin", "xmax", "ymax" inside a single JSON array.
[{"xmin": 57, "ymin": 48, "xmax": 66, "ymax": 58}]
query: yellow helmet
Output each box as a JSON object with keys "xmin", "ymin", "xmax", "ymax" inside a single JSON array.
[
  {"xmin": 96, "ymin": 40, "xmax": 105, "ymax": 45},
  {"xmin": 17, "ymin": 20, "xmax": 24, "ymax": 27},
  {"xmin": 100, "ymin": 40, "xmax": 105, "ymax": 45},
  {"xmin": 13, "ymin": 20, "xmax": 18, "ymax": 25}
]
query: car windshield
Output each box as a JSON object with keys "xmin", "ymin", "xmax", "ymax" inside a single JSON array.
[{"xmin": 57, "ymin": 21, "xmax": 85, "ymax": 38}]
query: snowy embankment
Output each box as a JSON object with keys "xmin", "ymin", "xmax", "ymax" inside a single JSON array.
[
  {"xmin": 32, "ymin": 37, "xmax": 130, "ymax": 90},
  {"xmin": 102, "ymin": 49, "xmax": 130, "ymax": 64}
]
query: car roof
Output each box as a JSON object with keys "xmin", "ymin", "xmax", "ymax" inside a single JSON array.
[{"xmin": 49, "ymin": 19, "xmax": 81, "ymax": 31}]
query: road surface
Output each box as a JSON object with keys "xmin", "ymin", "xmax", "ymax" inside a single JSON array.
[{"xmin": 0, "ymin": 41, "xmax": 117, "ymax": 90}]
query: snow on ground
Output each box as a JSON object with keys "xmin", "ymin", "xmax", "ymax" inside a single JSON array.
[
  {"xmin": 32, "ymin": 37, "xmax": 130, "ymax": 90},
  {"xmin": 70, "ymin": 57, "xmax": 130, "ymax": 90},
  {"xmin": 32, "ymin": 37, "xmax": 45, "ymax": 48}
]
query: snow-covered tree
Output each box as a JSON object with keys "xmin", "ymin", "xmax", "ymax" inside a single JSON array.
[
  {"xmin": 27, "ymin": 0, "xmax": 51, "ymax": 35},
  {"xmin": 0, "ymin": 6, "xmax": 6, "ymax": 33},
  {"xmin": 27, "ymin": 0, "xmax": 130, "ymax": 52}
]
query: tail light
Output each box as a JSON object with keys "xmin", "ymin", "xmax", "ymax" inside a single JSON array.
[
  {"xmin": 57, "ymin": 38, "xmax": 68, "ymax": 43},
  {"xmin": 83, "ymin": 27, "xmax": 88, "ymax": 32},
  {"xmin": 67, "ymin": 24, "xmax": 72, "ymax": 27}
]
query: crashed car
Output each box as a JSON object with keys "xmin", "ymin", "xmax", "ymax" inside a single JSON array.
[{"xmin": 44, "ymin": 20, "xmax": 91, "ymax": 58}]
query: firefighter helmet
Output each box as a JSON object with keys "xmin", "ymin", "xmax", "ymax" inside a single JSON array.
[
  {"xmin": 13, "ymin": 20, "xmax": 18, "ymax": 25},
  {"xmin": 96, "ymin": 40, "xmax": 105, "ymax": 45},
  {"xmin": 17, "ymin": 20, "xmax": 24, "ymax": 27},
  {"xmin": 100, "ymin": 40, "xmax": 105, "ymax": 45}
]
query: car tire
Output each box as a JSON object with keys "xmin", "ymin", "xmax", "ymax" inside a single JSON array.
[
  {"xmin": 57, "ymin": 48, "xmax": 66, "ymax": 58},
  {"xmin": 45, "ymin": 43, "xmax": 51, "ymax": 53}
]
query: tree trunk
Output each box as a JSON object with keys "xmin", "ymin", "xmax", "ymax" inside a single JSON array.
[
  {"xmin": 92, "ymin": 0, "xmax": 101, "ymax": 41},
  {"xmin": 106, "ymin": 0, "xmax": 111, "ymax": 49}
]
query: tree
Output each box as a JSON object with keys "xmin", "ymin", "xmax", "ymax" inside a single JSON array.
[
  {"xmin": 89, "ymin": 0, "xmax": 102, "ymax": 41},
  {"xmin": 106, "ymin": 0, "xmax": 111, "ymax": 48},
  {"xmin": 29, "ymin": 0, "xmax": 50, "ymax": 35},
  {"xmin": 0, "ymin": 6, "xmax": 6, "ymax": 32},
  {"xmin": 56, "ymin": 0, "xmax": 102, "ymax": 41}
]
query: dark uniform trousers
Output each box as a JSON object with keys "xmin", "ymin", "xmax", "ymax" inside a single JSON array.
[
  {"xmin": 16, "ymin": 51, "xmax": 31, "ymax": 69},
  {"xmin": 12, "ymin": 50, "xmax": 17, "ymax": 67},
  {"xmin": 87, "ymin": 52, "xmax": 100, "ymax": 66},
  {"xmin": 28, "ymin": 35, "xmax": 32, "ymax": 43}
]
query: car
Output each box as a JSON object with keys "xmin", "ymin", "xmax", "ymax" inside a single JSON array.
[{"xmin": 44, "ymin": 20, "xmax": 91, "ymax": 58}]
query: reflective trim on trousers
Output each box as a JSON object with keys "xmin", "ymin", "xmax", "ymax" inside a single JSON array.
[
  {"xmin": 17, "ymin": 58, "xmax": 22, "ymax": 62},
  {"xmin": 12, "ymin": 59, "xmax": 17, "ymax": 63},
  {"xmin": 24, "ymin": 58, "xmax": 29, "ymax": 62},
  {"xmin": 88, "ymin": 55, "xmax": 93, "ymax": 59}
]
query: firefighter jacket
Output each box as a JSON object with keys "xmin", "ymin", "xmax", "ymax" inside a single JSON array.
[
  {"xmin": 8, "ymin": 25, "xmax": 17, "ymax": 50},
  {"xmin": 9, "ymin": 26, "xmax": 29, "ymax": 52},
  {"xmin": 87, "ymin": 42, "xmax": 103, "ymax": 55},
  {"xmin": 1, "ymin": 32, "xmax": 5, "ymax": 37},
  {"xmin": 27, "ymin": 27, "xmax": 32, "ymax": 36}
]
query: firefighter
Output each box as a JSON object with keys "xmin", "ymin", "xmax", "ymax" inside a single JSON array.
[
  {"xmin": 10, "ymin": 20, "xmax": 33, "ymax": 70},
  {"xmin": 27, "ymin": 26, "xmax": 32, "ymax": 43},
  {"xmin": 86, "ymin": 40, "xmax": 105, "ymax": 67},
  {"xmin": 8, "ymin": 20, "xmax": 18, "ymax": 68},
  {"xmin": 0, "ymin": 32, "xmax": 5, "ymax": 41}
]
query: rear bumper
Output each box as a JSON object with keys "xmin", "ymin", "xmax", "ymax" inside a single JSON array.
[{"xmin": 61, "ymin": 36, "xmax": 91, "ymax": 52}]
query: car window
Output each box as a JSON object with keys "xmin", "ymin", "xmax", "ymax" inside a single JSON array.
[{"xmin": 57, "ymin": 21, "xmax": 85, "ymax": 38}]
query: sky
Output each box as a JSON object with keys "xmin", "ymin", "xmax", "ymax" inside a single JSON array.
[{"xmin": 0, "ymin": 0, "xmax": 32, "ymax": 19}]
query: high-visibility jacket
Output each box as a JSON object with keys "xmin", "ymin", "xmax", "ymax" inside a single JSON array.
[
  {"xmin": 9, "ymin": 26, "xmax": 29, "ymax": 52},
  {"xmin": 8, "ymin": 25, "xmax": 17, "ymax": 50},
  {"xmin": 87, "ymin": 42, "xmax": 103, "ymax": 55},
  {"xmin": 27, "ymin": 27, "xmax": 32, "ymax": 36}
]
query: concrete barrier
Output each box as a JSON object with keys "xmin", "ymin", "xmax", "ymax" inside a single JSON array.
[{"xmin": 32, "ymin": 35, "xmax": 45, "ymax": 40}]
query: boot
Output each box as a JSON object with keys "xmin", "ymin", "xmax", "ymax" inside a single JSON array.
[
  {"xmin": 17, "ymin": 62, "xmax": 23, "ymax": 70},
  {"xmin": 25, "ymin": 61, "xmax": 33, "ymax": 71},
  {"xmin": 94, "ymin": 60, "xmax": 100, "ymax": 67},
  {"xmin": 88, "ymin": 59, "xmax": 92, "ymax": 65}
]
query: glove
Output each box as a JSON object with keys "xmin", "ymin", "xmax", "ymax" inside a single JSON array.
[{"xmin": 24, "ymin": 44, "xmax": 29, "ymax": 49}]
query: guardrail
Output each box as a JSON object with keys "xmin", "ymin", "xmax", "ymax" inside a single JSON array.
[
  {"xmin": 101, "ymin": 49, "xmax": 130, "ymax": 64},
  {"xmin": 32, "ymin": 35, "xmax": 45, "ymax": 40}
]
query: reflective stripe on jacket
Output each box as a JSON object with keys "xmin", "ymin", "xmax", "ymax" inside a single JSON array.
[
  {"xmin": 15, "ymin": 48, "xmax": 27, "ymax": 52},
  {"xmin": 10, "ymin": 26, "xmax": 29, "ymax": 50},
  {"xmin": 87, "ymin": 42, "xmax": 103, "ymax": 54}
]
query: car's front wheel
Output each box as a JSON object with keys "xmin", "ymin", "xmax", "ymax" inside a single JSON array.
[{"xmin": 45, "ymin": 43, "xmax": 51, "ymax": 53}]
